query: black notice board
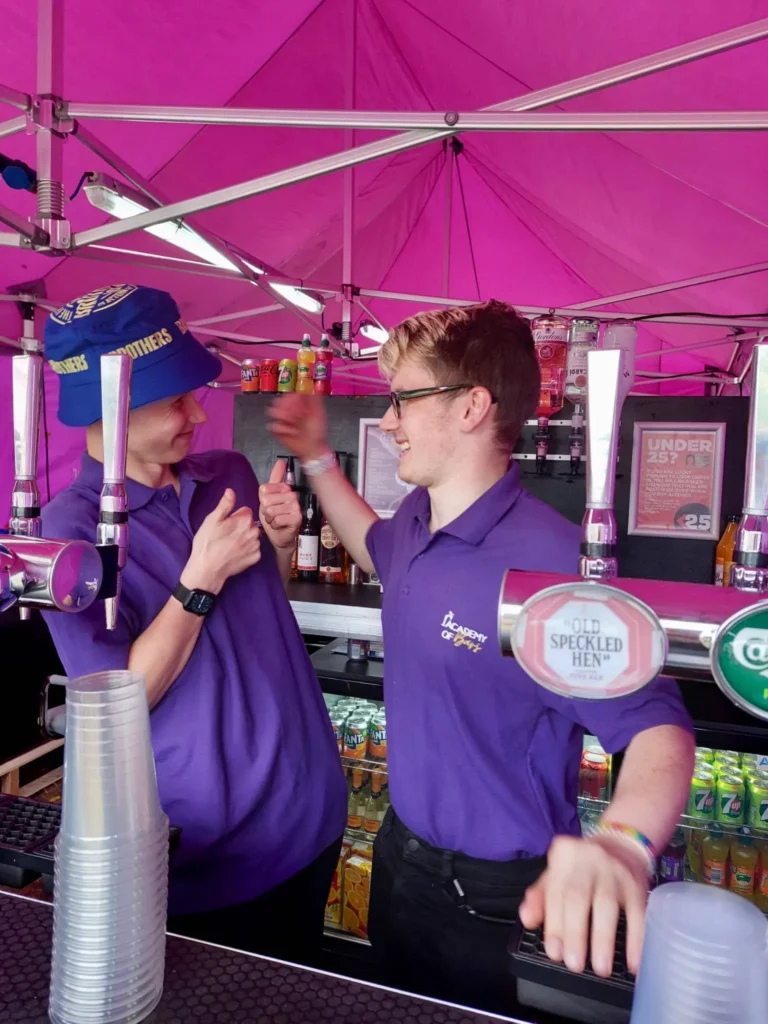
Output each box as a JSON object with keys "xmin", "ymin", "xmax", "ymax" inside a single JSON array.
[
  {"xmin": 234, "ymin": 394, "xmax": 390, "ymax": 493},
  {"xmin": 233, "ymin": 393, "xmax": 749, "ymax": 585}
]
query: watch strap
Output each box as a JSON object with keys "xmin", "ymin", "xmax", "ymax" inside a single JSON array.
[{"xmin": 173, "ymin": 582, "xmax": 216, "ymax": 616}]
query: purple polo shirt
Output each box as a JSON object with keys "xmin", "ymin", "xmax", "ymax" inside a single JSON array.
[
  {"xmin": 366, "ymin": 463, "xmax": 693, "ymax": 861},
  {"xmin": 42, "ymin": 450, "xmax": 346, "ymax": 915}
]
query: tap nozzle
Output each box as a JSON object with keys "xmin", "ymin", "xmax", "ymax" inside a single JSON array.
[{"xmin": 98, "ymin": 354, "xmax": 132, "ymax": 630}]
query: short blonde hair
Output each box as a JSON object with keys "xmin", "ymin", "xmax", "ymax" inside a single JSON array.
[{"xmin": 378, "ymin": 299, "xmax": 540, "ymax": 448}]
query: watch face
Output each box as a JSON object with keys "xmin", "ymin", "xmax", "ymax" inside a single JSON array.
[{"xmin": 188, "ymin": 591, "xmax": 214, "ymax": 615}]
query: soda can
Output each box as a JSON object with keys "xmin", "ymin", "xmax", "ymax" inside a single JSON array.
[
  {"xmin": 368, "ymin": 717, "xmax": 387, "ymax": 762},
  {"xmin": 329, "ymin": 712, "xmax": 347, "ymax": 754},
  {"xmin": 240, "ymin": 359, "xmax": 260, "ymax": 392},
  {"xmin": 688, "ymin": 769, "xmax": 716, "ymax": 820},
  {"xmin": 260, "ymin": 358, "xmax": 279, "ymax": 392},
  {"xmin": 277, "ymin": 358, "xmax": 297, "ymax": 393},
  {"xmin": 579, "ymin": 751, "xmax": 609, "ymax": 801},
  {"xmin": 715, "ymin": 749, "xmax": 742, "ymax": 767},
  {"xmin": 748, "ymin": 777, "xmax": 768, "ymax": 830},
  {"xmin": 695, "ymin": 747, "xmax": 715, "ymax": 764},
  {"xmin": 346, "ymin": 639, "xmax": 370, "ymax": 662},
  {"xmin": 343, "ymin": 716, "xmax": 370, "ymax": 760},
  {"xmin": 717, "ymin": 773, "xmax": 746, "ymax": 825}
]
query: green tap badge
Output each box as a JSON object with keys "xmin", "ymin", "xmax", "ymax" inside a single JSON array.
[{"xmin": 712, "ymin": 605, "xmax": 768, "ymax": 720}]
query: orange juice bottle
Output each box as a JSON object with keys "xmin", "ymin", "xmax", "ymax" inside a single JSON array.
[
  {"xmin": 729, "ymin": 831, "xmax": 758, "ymax": 901},
  {"xmin": 715, "ymin": 515, "xmax": 739, "ymax": 586},
  {"xmin": 702, "ymin": 826, "xmax": 729, "ymax": 887},
  {"xmin": 296, "ymin": 334, "xmax": 315, "ymax": 394}
]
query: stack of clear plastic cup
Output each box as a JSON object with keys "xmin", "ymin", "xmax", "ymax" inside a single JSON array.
[
  {"xmin": 630, "ymin": 881, "xmax": 768, "ymax": 1024},
  {"xmin": 49, "ymin": 671, "xmax": 169, "ymax": 1024}
]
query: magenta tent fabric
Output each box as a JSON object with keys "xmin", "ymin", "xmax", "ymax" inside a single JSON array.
[{"xmin": 1, "ymin": 1, "xmax": 767, "ymax": 517}]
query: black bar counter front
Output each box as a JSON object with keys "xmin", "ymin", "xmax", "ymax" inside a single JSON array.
[{"xmin": 0, "ymin": 891, "xmax": 534, "ymax": 1024}]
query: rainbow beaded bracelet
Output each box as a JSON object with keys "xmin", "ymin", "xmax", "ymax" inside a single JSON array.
[{"xmin": 588, "ymin": 821, "xmax": 657, "ymax": 876}]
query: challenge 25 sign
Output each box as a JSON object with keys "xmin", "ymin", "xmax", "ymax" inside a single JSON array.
[{"xmin": 628, "ymin": 422, "xmax": 726, "ymax": 541}]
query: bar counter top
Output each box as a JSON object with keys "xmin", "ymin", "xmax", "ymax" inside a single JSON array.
[
  {"xmin": 287, "ymin": 582, "xmax": 383, "ymax": 642},
  {"xmin": 0, "ymin": 891, "xmax": 531, "ymax": 1024}
]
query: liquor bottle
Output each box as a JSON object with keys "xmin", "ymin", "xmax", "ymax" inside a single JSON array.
[
  {"xmin": 284, "ymin": 457, "xmax": 299, "ymax": 580},
  {"xmin": 363, "ymin": 773, "xmax": 385, "ymax": 835},
  {"xmin": 565, "ymin": 318, "xmax": 600, "ymax": 401},
  {"xmin": 347, "ymin": 768, "xmax": 366, "ymax": 830},
  {"xmin": 531, "ymin": 314, "xmax": 569, "ymax": 475},
  {"xmin": 297, "ymin": 494, "xmax": 319, "ymax": 582},
  {"xmin": 319, "ymin": 513, "xmax": 349, "ymax": 584},
  {"xmin": 715, "ymin": 515, "xmax": 740, "ymax": 586}
]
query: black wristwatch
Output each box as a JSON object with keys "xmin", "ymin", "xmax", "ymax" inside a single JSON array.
[{"xmin": 173, "ymin": 582, "xmax": 216, "ymax": 616}]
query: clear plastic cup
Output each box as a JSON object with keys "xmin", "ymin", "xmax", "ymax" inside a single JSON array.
[
  {"xmin": 50, "ymin": 670, "xmax": 168, "ymax": 1022},
  {"xmin": 50, "ymin": 948, "xmax": 165, "ymax": 986},
  {"xmin": 51, "ymin": 938, "xmax": 166, "ymax": 976},
  {"xmin": 48, "ymin": 985, "xmax": 163, "ymax": 1024},
  {"xmin": 59, "ymin": 671, "xmax": 161, "ymax": 841},
  {"xmin": 630, "ymin": 882, "xmax": 768, "ymax": 1024}
]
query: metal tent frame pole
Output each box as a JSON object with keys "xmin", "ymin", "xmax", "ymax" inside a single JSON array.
[
  {"xmin": 340, "ymin": 0, "xmax": 358, "ymax": 356},
  {"xmin": 63, "ymin": 105, "xmax": 768, "ymax": 132},
  {"xmin": 69, "ymin": 18, "xmax": 768, "ymax": 250},
  {"xmin": 0, "ymin": 83, "xmax": 30, "ymax": 111},
  {"xmin": 0, "ymin": 115, "xmax": 27, "ymax": 140},
  {"xmin": 569, "ymin": 261, "xmax": 768, "ymax": 310},
  {"xmin": 357, "ymin": 288, "xmax": 768, "ymax": 330},
  {"xmin": 72, "ymin": 124, "xmax": 324, "ymax": 334}
]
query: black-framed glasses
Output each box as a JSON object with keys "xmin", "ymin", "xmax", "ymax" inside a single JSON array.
[{"xmin": 388, "ymin": 384, "xmax": 473, "ymax": 418}]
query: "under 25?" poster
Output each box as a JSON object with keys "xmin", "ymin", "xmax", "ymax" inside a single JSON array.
[{"xmin": 628, "ymin": 421, "xmax": 726, "ymax": 541}]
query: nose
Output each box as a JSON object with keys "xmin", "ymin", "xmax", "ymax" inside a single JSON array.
[
  {"xmin": 379, "ymin": 404, "xmax": 398, "ymax": 433},
  {"xmin": 184, "ymin": 392, "xmax": 208, "ymax": 426}
]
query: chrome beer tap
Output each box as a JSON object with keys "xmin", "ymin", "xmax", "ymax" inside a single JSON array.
[
  {"xmin": 578, "ymin": 348, "xmax": 623, "ymax": 582},
  {"xmin": 96, "ymin": 353, "xmax": 132, "ymax": 630},
  {"xmin": 9, "ymin": 349, "xmax": 43, "ymax": 621},
  {"xmin": 731, "ymin": 342, "xmax": 768, "ymax": 593}
]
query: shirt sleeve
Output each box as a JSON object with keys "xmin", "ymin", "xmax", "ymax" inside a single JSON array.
[
  {"xmin": 40, "ymin": 486, "xmax": 137, "ymax": 680},
  {"xmin": 42, "ymin": 602, "xmax": 134, "ymax": 680},
  {"xmin": 365, "ymin": 517, "xmax": 397, "ymax": 589},
  {"xmin": 539, "ymin": 675, "xmax": 694, "ymax": 754}
]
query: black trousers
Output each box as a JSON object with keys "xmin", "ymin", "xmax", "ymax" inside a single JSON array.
[
  {"xmin": 167, "ymin": 835, "xmax": 342, "ymax": 967},
  {"xmin": 369, "ymin": 809, "xmax": 546, "ymax": 1017}
]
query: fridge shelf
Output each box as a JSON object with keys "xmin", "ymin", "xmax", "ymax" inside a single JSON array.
[
  {"xmin": 345, "ymin": 825, "xmax": 379, "ymax": 845},
  {"xmin": 341, "ymin": 756, "xmax": 388, "ymax": 775},
  {"xmin": 578, "ymin": 796, "xmax": 768, "ymax": 841},
  {"xmin": 323, "ymin": 924, "xmax": 371, "ymax": 947}
]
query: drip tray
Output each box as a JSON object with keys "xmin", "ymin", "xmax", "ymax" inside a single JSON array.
[{"xmin": 511, "ymin": 919, "xmax": 634, "ymax": 1024}]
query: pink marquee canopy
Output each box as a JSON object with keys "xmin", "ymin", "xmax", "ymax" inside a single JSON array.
[{"xmin": 1, "ymin": 1, "xmax": 768, "ymax": 516}]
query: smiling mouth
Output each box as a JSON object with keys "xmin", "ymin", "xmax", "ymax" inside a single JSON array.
[{"xmin": 397, "ymin": 441, "xmax": 411, "ymax": 454}]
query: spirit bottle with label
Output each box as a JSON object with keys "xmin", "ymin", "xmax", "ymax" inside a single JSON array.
[
  {"xmin": 319, "ymin": 512, "xmax": 349, "ymax": 584},
  {"xmin": 297, "ymin": 494, "xmax": 319, "ymax": 582}
]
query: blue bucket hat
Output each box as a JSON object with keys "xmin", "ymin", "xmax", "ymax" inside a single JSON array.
[{"xmin": 44, "ymin": 284, "xmax": 222, "ymax": 426}]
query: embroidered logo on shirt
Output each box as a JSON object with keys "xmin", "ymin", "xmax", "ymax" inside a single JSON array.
[{"xmin": 440, "ymin": 610, "xmax": 487, "ymax": 654}]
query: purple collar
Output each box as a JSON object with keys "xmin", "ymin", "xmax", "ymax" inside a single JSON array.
[
  {"xmin": 413, "ymin": 461, "xmax": 524, "ymax": 545},
  {"xmin": 74, "ymin": 451, "xmax": 218, "ymax": 510}
]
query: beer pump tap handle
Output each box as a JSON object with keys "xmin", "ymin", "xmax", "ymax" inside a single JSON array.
[
  {"xmin": 579, "ymin": 348, "xmax": 623, "ymax": 582},
  {"xmin": 10, "ymin": 352, "xmax": 43, "ymax": 536},
  {"xmin": 97, "ymin": 354, "xmax": 132, "ymax": 630},
  {"xmin": 732, "ymin": 342, "xmax": 768, "ymax": 592},
  {"xmin": 10, "ymin": 351, "xmax": 43, "ymax": 621}
]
